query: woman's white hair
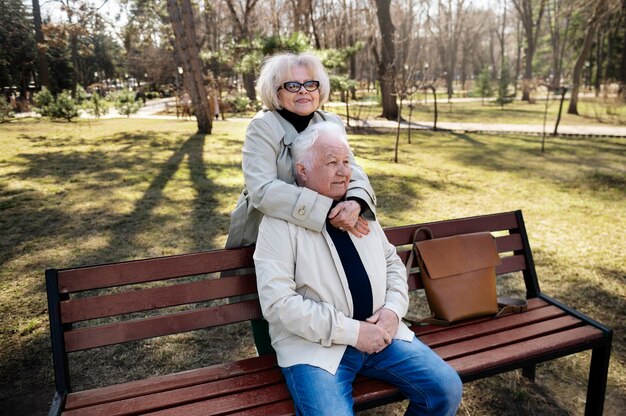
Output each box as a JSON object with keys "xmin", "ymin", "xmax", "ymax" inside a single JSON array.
[
  {"xmin": 257, "ymin": 52, "xmax": 330, "ymax": 111},
  {"xmin": 292, "ymin": 122, "xmax": 349, "ymax": 170}
]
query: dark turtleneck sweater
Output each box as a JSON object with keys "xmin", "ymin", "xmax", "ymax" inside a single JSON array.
[{"xmin": 277, "ymin": 108, "xmax": 315, "ymax": 133}]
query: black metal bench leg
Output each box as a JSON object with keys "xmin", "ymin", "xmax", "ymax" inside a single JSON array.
[
  {"xmin": 584, "ymin": 343, "xmax": 612, "ymax": 416},
  {"xmin": 522, "ymin": 365, "xmax": 536, "ymax": 381}
]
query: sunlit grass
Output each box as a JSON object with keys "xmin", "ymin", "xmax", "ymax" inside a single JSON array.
[
  {"xmin": 0, "ymin": 117, "xmax": 624, "ymax": 415},
  {"xmin": 329, "ymin": 95, "xmax": 626, "ymax": 126}
]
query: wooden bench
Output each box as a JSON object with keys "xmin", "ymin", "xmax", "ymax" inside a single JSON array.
[{"xmin": 46, "ymin": 210, "xmax": 612, "ymax": 415}]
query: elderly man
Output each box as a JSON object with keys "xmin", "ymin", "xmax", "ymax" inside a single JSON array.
[{"xmin": 254, "ymin": 122, "xmax": 462, "ymax": 415}]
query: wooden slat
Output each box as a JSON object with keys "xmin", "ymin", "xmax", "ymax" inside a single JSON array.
[
  {"xmin": 64, "ymin": 300, "xmax": 262, "ymax": 352},
  {"xmin": 417, "ymin": 305, "xmax": 568, "ymax": 348},
  {"xmin": 434, "ymin": 315, "xmax": 582, "ymax": 360},
  {"xmin": 384, "ymin": 211, "xmax": 519, "ymax": 246},
  {"xmin": 411, "ymin": 297, "xmax": 549, "ymax": 338},
  {"xmin": 61, "ymin": 274, "xmax": 258, "ymax": 323},
  {"xmin": 58, "ymin": 246, "xmax": 256, "ymax": 293},
  {"xmin": 63, "ymin": 368, "xmax": 284, "ymax": 416},
  {"xmin": 227, "ymin": 400, "xmax": 294, "ymax": 416},
  {"xmin": 496, "ymin": 254, "xmax": 526, "ymax": 275},
  {"xmin": 495, "ymin": 233, "xmax": 523, "ymax": 253},
  {"xmin": 447, "ymin": 326, "xmax": 605, "ymax": 375},
  {"xmin": 65, "ymin": 355, "xmax": 278, "ymax": 410},
  {"xmin": 141, "ymin": 382, "xmax": 291, "ymax": 416}
]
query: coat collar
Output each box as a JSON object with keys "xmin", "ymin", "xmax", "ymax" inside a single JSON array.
[{"xmin": 269, "ymin": 110, "xmax": 326, "ymax": 145}]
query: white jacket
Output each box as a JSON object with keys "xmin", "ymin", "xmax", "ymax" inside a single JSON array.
[
  {"xmin": 225, "ymin": 109, "xmax": 376, "ymax": 248},
  {"xmin": 254, "ymin": 215, "xmax": 414, "ymax": 375}
]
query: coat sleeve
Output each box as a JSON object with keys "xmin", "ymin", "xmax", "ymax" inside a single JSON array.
[
  {"xmin": 243, "ymin": 117, "xmax": 332, "ymax": 232},
  {"xmin": 254, "ymin": 217, "xmax": 360, "ymax": 348}
]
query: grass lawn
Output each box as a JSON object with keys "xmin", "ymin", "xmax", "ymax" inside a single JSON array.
[
  {"xmin": 329, "ymin": 95, "xmax": 626, "ymax": 127},
  {"xmin": 0, "ymin": 117, "xmax": 624, "ymax": 415}
]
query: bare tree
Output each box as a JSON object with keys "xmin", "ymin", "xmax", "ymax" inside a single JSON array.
[
  {"xmin": 428, "ymin": 0, "xmax": 469, "ymax": 100},
  {"xmin": 225, "ymin": 0, "xmax": 259, "ymax": 101},
  {"xmin": 512, "ymin": 0, "xmax": 547, "ymax": 101},
  {"xmin": 619, "ymin": 0, "xmax": 626, "ymax": 99},
  {"xmin": 167, "ymin": 0, "xmax": 213, "ymax": 133},
  {"xmin": 567, "ymin": 0, "xmax": 609, "ymax": 114},
  {"xmin": 373, "ymin": 0, "xmax": 399, "ymax": 120},
  {"xmin": 545, "ymin": 0, "xmax": 571, "ymax": 90},
  {"xmin": 32, "ymin": 0, "xmax": 51, "ymax": 90}
]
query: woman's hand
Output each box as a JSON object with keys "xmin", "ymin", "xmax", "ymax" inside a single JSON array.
[{"xmin": 328, "ymin": 200, "xmax": 370, "ymax": 237}]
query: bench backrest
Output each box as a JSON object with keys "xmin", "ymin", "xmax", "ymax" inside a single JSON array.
[{"xmin": 46, "ymin": 210, "xmax": 539, "ymax": 395}]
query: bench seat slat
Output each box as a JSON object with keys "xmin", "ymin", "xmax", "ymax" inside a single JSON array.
[
  {"xmin": 434, "ymin": 315, "xmax": 583, "ymax": 360},
  {"xmin": 61, "ymin": 274, "xmax": 257, "ymax": 323},
  {"xmin": 58, "ymin": 246, "xmax": 256, "ymax": 293},
  {"xmin": 417, "ymin": 304, "xmax": 567, "ymax": 347},
  {"xmin": 63, "ymin": 368, "xmax": 284, "ymax": 416},
  {"xmin": 64, "ymin": 355, "xmax": 278, "ymax": 410},
  {"xmin": 141, "ymin": 382, "xmax": 291, "ymax": 416},
  {"xmin": 227, "ymin": 399, "xmax": 294, "ymax": 415},
  {"xmin": 446, "ymin": 326, "xmax": 605, "ymax": 375},
  {"xmin": 64, "ymin": 300, "xmax": 263, "ymax": 352}
]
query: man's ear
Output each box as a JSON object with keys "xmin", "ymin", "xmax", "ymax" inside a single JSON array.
[{"xmin": 295, "ymin": 162, "xmax": 307, "ymax": 185}]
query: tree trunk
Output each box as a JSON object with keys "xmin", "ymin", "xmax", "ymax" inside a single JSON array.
[
  {"xmin": 513, "ymin": 0, "xmax": 547, "ymax": 102},
  {"xmin": 619, "ymin": 0, "xmax": 626, "ymax": 99},
  {"xmin": 167, "ymin": 0, "xmax": 212, "ymax": 134},
  {"xmin": 31, "ymin": 0, "xmax": 50, "ymax": 90},
  {"xmin": 568, "ymin": 0, "xmax": 607, "ymax": 115},
  {"xmin": 374, "ymin": 0, "xmax": 398, "ymax": 120}
]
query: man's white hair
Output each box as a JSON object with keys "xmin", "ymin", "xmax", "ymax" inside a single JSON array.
[
  {"xmin": 292, "ymin": 122, "xmax": 350, "ymax": 170},
  {"xmin": 256, "ymin": 52, "xmax": 331, "ymax": 111}
]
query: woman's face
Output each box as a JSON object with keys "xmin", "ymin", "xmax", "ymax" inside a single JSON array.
[{"xmin": 278, "ymin": 65, "xmax": 320, "ymax": 116}]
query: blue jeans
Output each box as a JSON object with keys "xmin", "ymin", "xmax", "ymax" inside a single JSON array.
[{"xmin": 281, "ymin": 337, "xmax": 462, "ymax": 416}]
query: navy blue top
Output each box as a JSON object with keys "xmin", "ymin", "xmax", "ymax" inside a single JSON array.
[{"xmin": 326, "ymin": 220, "xmax": 374, "ymax": 321}]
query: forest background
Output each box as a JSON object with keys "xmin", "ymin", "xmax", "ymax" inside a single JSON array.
[{"xmin": 2, "ymin": 0, "xmax": 626, "ymax": 132}]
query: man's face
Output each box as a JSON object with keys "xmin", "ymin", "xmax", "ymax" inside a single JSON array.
[{"xmin": 298, "ymin": 134, "xmax": 351, "ymax": 200}]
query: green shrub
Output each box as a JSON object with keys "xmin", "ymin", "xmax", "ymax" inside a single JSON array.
[
  {"xmin": 223, "ymin": 94, "xmax": 250, "ymax": 113},
  {"xmin": 0, "ymin": 96, "xmax": 14, "ymax": 123},
  {"xmin": 474, "ymin": 67, "xmax": 494, "ymax": 104},
  {"xmin": 33, "ymin": 87, "xmax": 55, "ymax": 117},
  {"xmin": 33, "ymin": 88, "xmax": 79, "ymax": 121},
  {"xmin": 49, "ymin": 90, "xmax": 79, "ymax": 121},
  {"xmin": 83, "ymin": 91, "xmax": 109, "ymax": 118},
  {"xmin": 112, "ymin": 89, "xmax": 142, "ymax": 117}
]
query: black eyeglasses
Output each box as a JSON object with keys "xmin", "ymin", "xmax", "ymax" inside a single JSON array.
[{"xmin": 280, "ymin": 80, "xmax": 320, "ymax": 93}]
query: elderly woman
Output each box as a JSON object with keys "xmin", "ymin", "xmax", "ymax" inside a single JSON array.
[
  {"xmin": 225, "ymin": 53, "xmax": 377, "ymax": 354},
  {"xmin": 254, "ymin": 122, "xmax": 462, "ymax": 416},
  {"xmin": 225, "ymin": 52, "xmax": 376, "ymax": 250}
]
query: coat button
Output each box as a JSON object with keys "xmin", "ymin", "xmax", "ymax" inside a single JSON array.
[{"xmin": 298, "ymin": 208, "xmax": 305, "ymax": 215}]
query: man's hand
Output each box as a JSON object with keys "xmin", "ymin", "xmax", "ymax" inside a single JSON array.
[
  {"xmin": 366, "ymin": 308, "xmax": 399, "ymax": 340},
  {"xmin": 328, "ymin": 200, "xmax": 370, "ymax": 237},
  {"xmin": 355, "ymin": 321, "xmax": 391, "ymax": 354}
]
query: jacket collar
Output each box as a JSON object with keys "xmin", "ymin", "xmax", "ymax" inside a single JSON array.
[{"xmin": 271, "ymin": 110, "xmax": 326, "ymax": 145}]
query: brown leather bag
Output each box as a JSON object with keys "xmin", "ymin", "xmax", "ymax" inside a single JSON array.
[{"xmin": 406, "ymin": 228, "xmax": 526, "ymax": 325}]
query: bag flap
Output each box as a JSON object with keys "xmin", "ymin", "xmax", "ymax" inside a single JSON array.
[{"xmin": 416, "ymin": 232, "xmax": 502, "ymax": 279}]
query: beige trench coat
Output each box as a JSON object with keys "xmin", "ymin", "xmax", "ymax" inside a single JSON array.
[
  {"xmin": 254, "ymin": 215, "xmax": 414, "ymax": 375},
  {"xmin": 225, "ymin": 110, "xmax": 377, "ymax": 248}
]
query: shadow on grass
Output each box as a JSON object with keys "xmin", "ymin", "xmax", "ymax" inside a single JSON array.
[{"xmin": 1, "ymin": 130, "xmax": 244, "ymax": 415}]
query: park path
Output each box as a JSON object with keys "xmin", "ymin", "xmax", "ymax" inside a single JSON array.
[
  {"xmin": 144, "ymin": 97, "xmax": 626, "ymax": 137},
  {"xmin": 14, "ymin": 97, "xmax": 626, "ymax": 137}
]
